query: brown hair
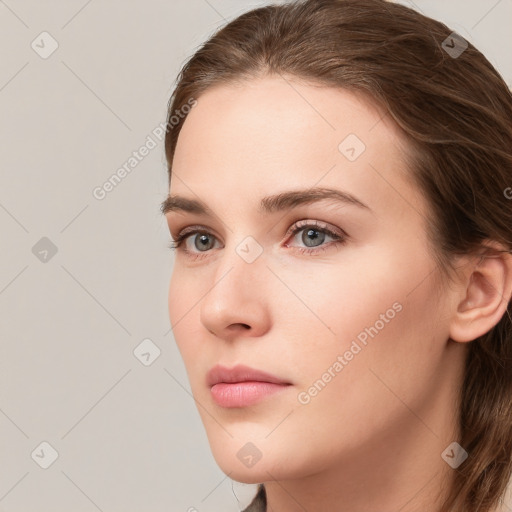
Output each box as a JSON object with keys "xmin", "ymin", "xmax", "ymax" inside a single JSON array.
[{"xmin": 163, "ymin": 0, "xmax": 512, "ymax": 510}]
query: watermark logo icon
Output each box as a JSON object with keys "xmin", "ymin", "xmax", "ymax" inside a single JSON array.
[
  {"xmin": 32, "ymin": 237, "xmax": 58, "ymax": 263},
  {"xmin": 441, "ymin": 441, "xmax": 468, "ymax": 469},
  {"xmin": 31, "ymin": 441, "xmax": 59, "ymax": 469},
  {"xmin": 133, "ymin": 338, "xmax": 161, "ymax": 366},
  {"xmin": 338, "ymin": 133, "xmax": 366, "ymax": 162},
  {"xmin": 442, "ymin": 32, "xmax": 468, "ymax": 59},
  {"xmin": 237, "ymin": 442, "xmax": 263, "ymax": 468},
  {"xmin": 31, "ymin": 31, "xmax": 59, "ymax": 59},
  {"xmin": 236, "ymin": 236, "xmax": 263, "ymax": 264}
]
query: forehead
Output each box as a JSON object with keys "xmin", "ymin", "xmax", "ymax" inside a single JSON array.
[
  {"xmin": 174, "ymin": 75, "xmax": 393, "ymax": 164},
  {"xmin": 169, "ymin": 75, "xmax": 425, "ymax": 222}
]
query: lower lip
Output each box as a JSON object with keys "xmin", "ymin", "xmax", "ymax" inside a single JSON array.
[{"xmin": 210, "ymin": 381, "xmax": 290, "ymax": 408}]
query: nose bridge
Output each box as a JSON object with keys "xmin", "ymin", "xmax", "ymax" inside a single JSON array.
[
  {"xmin": 199, "ymin": 233, "xmax": 269, "ymax": 336},
  {"xmin": 213, "ymin": 233, "xmax": 267, "ymax": 295}
]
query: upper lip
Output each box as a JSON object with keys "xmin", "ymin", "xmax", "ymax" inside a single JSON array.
[{"xmin": 207, "ymin": 364, "xmax": 291, "ymax": 387}]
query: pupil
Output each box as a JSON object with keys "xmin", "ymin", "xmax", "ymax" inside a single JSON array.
[
  {"xmin": 195, "ymin": 234, "xmax": 213, "ymax": 251},
  {"xmin": 303, "ymin": 228, "xmax": 325, "ymax": 247}
]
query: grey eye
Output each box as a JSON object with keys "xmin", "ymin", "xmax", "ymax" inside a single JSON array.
[
  {"xmin": 302, "ymin": 228, "xmax": 326, "ymax": 247},
  {"xmin": 193, "ymin": 233, "xmax": 216, "ymax": 251}
]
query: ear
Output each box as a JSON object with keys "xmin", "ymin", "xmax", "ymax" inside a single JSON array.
[{"xmin": 449, "ymin": 241, "xmax": 512, "ymax": 343}]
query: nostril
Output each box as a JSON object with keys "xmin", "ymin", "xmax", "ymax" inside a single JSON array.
[{"xmin": 228, "ymin": 323, "xmax": 251, "ymax": 330}]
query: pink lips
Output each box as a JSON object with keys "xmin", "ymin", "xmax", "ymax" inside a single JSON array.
[{"xmin": 207, "ymin": 364, "xmax": 292, "ymax": 408}]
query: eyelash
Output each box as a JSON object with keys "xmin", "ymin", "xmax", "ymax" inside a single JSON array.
[{"xmin": 167, "ymin": 220, "xmax": 347, "ymax": 261}]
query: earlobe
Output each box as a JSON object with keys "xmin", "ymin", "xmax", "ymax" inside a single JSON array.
[{"xmin": 449, "ymin": 243, "xmax": 512, "ymax": 343}]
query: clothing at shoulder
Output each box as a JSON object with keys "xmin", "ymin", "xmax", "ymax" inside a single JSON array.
[{"xmin": 242, "ymin": 485, "xmax": 266, "ymax": 512}]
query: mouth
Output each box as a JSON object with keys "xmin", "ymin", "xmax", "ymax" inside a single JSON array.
[{"xmin": 206, "ymin": 364, "xmax": 292, "ymax": 408}]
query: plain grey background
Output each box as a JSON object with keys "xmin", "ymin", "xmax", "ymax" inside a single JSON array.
[{"xmin": 1, "ymin": 1, "xmax": 511, "ymax": 511}]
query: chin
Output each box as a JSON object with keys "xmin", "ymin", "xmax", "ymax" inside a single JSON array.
[
  {"xmin": 210, "ymin": 452, "xmax": 264, "ymax": 482},
  {"xmin": 210, "ymin": 439, "xmax": 312, "ymax": 485},
  {"xmin": 226, "ymin": 469, "xmax": 267, "ymax": 484}
]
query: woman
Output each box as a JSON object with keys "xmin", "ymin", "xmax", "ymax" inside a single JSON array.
[{"xmin": 161, "ymin": 1, "xmax": 512, "ymax": 510}]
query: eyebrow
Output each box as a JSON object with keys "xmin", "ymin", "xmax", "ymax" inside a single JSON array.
[{"xmin": 160, "ymin": 187, "xmax": 372, "ymax": 216}]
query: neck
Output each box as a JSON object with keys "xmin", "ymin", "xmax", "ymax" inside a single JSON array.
[{"xmin": 264, "ymin": 429, "xmax": 456, "ymax": 512}]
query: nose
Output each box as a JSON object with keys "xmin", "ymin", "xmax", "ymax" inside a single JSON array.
[{"xmin": 199, "ymin": 242, "xmax": 271, "ymax": 341}]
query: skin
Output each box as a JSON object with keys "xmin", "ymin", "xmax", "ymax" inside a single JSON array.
[{"xmin": 164, "ymin": 75, "xmax": 512, "ymax": 512}]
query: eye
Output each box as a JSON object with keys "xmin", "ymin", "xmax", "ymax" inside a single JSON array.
[
  {"xmin": 168, "ymin": 226, "xmax": 220, "ymax": 257},
  {"xmin": 168, "ymin": 220, "xmax": 347, "ymax": 260},
  {"xmin": 284, "ymin": 220, "xmax": 346, "ymax": 254}
]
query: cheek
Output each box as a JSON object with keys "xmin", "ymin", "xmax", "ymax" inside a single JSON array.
[
  {"xmin": 283, "ymin": 244, "xmax": 445, "ymax": 404},
  {"xmin": 168, "ymin": 269, "xmax": 201, "ymax": 357},
  {"xmin": 167, "ymin": 271, "xmax": 181, "ymax": 326},
  {"xmin": 270, "ymin": 251, "xmax": 404, "ymax": 355}
]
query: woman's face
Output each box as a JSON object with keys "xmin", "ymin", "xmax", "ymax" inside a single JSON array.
[{"xmin": 165, "ymin": 76, "xmax": 463, "ymax": 483}]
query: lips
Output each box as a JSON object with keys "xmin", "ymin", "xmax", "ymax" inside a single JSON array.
[
  {"xmin": 207, "ymin": 364, "xmax": 292, "ymax": 408},
  {"xmin": 206, "ymin": 364, "xmax": 290, "ymax": 387}
]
